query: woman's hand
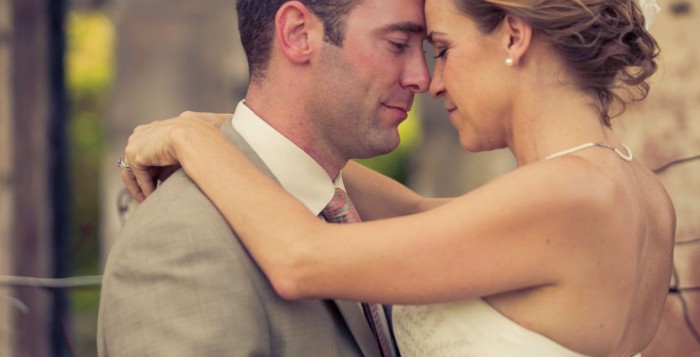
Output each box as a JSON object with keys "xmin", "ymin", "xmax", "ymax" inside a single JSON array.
[{"xmin": 120, "ymin": 111, "xmax": 232, "ymax": 202}]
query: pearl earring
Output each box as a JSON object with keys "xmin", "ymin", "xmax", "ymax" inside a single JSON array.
[{"xmin": 505, "ymin": 57, "xmax": 514, "ymax": 67}]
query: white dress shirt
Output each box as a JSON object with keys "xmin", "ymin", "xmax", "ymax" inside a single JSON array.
[{"xmin": 231, "ymin": 101, "xmax": 342, "ymax": 215}]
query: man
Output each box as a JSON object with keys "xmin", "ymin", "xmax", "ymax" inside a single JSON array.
[{"xmin": 97, "ymin": 0, "xmax": 429, "ymax": 356}]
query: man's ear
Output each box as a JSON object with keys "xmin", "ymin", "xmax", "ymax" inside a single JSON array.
[
  {"xmin": 275, "ymin": 1, "xmax": 323, "ymax": 65},
  {"xmin": 502, "ymin": 15, "xmax": 532, "ymax": 66}
]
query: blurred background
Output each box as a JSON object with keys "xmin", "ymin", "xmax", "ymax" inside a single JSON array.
[{"xmin": 0, "ymin": 0, "xmax": 698, "ymax": 356}]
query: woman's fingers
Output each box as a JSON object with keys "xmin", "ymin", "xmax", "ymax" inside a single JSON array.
[
  {"xmin": 119, "ymin": 112, "xmax": 227, "ymax": 202},
  {"xmin": 132, "ymin": 165, "xmax": 157, "ymax": 198},
  {"xmin": 120, "ymin": 162, "xmax": 146, "ymax": 202},
  {"xmin": 157, "ymin": 164, "xmax": 181, "ymax": 183},
  {"xmin": 121, "ymin": 120, "xmax": 177, "ymax": 201},
  {"xmin": 120, "ymin": 160, "xmax": 174, "ymax": 202}
]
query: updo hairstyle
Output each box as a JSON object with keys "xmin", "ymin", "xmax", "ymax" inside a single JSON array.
[{"xmin": 455, "ymin": 0, "xmax": 660, "ymax": 125}]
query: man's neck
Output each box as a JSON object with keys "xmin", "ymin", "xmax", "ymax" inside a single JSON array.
[{"xmin": 244, "ymin": 89, "xmax": 346, "ymax": 180}]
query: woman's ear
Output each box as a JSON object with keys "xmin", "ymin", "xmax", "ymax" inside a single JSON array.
[
  {"xmin": 275, "ymin": 1, "xmax": 323, "ymax": 65},
  {"xmin": 502, "ymin": 15, "xmax": 532, "ymax": 66}
]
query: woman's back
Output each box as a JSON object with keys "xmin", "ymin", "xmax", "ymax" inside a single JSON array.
[
  {"xmin": 484, "ymin": 153, "xmax": 675, "ymax": 357},
  {"xmin": 617, "ymin": 159, "xmax": 675, "ymax": 353}
]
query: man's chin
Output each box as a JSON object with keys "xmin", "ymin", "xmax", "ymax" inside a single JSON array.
[{"xmin": 363, "ymin": 134, "xmax": 401, "ymax": 158}]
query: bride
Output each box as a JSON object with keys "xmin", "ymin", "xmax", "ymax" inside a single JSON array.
[{"xmin": 120, "ymin": 0, "xmax": 673, "ymax": 356}]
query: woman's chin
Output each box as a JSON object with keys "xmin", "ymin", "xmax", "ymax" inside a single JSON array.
[
  {"xmin": 458, "ymin": 137, "xmax": 505, "ymax": 153},
  {"xmin": 458, "ymin": 139, "xmax": 481, "ymax": 153}
]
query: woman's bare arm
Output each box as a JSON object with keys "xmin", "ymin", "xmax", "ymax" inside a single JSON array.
[
  {"xmin": 123, "ymin": 118, "xmax": 612, "ymax": 305},
  {"xmin": 343, "ymin": 161, "xmax": 451, "ymax": 220}
]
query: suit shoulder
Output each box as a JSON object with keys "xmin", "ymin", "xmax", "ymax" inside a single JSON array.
[
  {"xmin": 121, "ymin": 170, "xmax": 226, "ymax": 230},
  {"xmin": 106, "ymin": 169, "xmax": 241, "ymax": 266}
]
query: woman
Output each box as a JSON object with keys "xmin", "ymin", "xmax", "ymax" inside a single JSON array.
[{"xmin": 121, "ymin": 0, "xmax": 674, "ymax": 356}]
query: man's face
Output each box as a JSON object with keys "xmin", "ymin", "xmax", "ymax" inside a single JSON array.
[{"xmin": 308, "ymin": 0, "xmax": 430, "ymax": 161}]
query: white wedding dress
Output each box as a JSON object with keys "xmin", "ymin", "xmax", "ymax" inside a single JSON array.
[{"xmin": 393, "ymin": 298, "xmax": 641, "ymax": 357}]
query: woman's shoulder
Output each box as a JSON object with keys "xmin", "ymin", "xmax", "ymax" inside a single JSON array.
[
  {"xmin": 448, "ymin": 155, "xmax": 629, "ymax": 260},
  {"xmin": 487, "ymin": 155, "xmax": 625, "ymax": 213},
  {"xmin": 470, "ymin": 155, "xmax": 637, "ymax": 257}
]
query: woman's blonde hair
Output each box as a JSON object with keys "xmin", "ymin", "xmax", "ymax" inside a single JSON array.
[{"xmin": 455, "ymin": 0, "xmax": 659, "ymax": 125}]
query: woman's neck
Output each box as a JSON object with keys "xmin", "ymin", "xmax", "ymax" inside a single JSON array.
[{"xmin": 507, "ymin": 87, "xmax": 613, "ymax": 166}]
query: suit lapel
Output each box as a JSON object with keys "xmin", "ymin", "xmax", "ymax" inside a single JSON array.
[
  {"xmin": 220, "ymin": 121, "xmax": 382, "ymax": 357},
  {"xmin": 335, "ymin": 300, "xmax": 383, "ymax": 357}
]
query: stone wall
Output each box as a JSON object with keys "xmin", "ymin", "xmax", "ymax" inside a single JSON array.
[{"xmin": 624, "ymin": 1, "xmax": 700, "ymax": 355}]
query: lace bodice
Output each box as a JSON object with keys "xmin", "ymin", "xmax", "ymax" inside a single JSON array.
[{"xmin": 393, "ymin": 298, "xmax": 641, "ymax": 357}]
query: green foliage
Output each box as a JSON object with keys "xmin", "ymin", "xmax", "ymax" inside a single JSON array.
[
  {"xmin": 67, "ymin": 10, "xmax": 114, "ymax": 275},
  {"xmin": 67, "ymin": 11, "xmax": 114, "ymax": 98},
  {"xmin": 65, "ymin": 11, "xmax": 114, "ymax": 356}
]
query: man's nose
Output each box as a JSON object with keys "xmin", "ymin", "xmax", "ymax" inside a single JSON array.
[{"xmin": 401, "ymin": 54, "xmax": 431, "ymax": 93}]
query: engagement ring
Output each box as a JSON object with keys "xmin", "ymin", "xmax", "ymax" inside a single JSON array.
[{"xmin": 117, "ymin": 157, "xmax": 132, "ymax": 171}]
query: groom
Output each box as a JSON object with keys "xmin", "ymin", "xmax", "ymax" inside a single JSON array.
[{"xmin": 97, "ymin": 0, "xmax": 429, "ymax": 356}]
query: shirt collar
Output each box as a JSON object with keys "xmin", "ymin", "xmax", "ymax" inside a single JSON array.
[{"xmin": 231, "ymin": 101, "xmax": 342, "ymax": 215}]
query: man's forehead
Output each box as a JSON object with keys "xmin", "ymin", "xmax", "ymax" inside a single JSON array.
[
  {"xmin": 383, "ymin": 22, "xmax": 426, "ymax": 35},
  {"xmin": 346, "ymin": 0, "xmax": 427, "ymax": 36}
]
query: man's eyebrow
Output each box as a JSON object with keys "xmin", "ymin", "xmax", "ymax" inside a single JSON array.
[{"xmin": 384, "ymin": 22, "xmax": 426, "ymax": 34}]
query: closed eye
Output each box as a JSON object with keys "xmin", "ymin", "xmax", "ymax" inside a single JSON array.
[
  {"xmin": 389, "ymin": 41, "xmax": 409, "ymax": 52},
  {"xmin": 434, "ymin": 48, "xmax": 448, "ymax": 59}
]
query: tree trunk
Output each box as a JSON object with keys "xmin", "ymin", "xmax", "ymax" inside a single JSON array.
[
  {"xmin": 0, "ymin": 0, "xmax": 56, "ymax": 356},
  {"xmin": 0, "ymin": 0, "xmax": 15, "ymax": 353}
]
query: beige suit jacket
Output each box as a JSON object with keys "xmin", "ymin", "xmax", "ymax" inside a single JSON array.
[{"xmin": 97, "ymin": 122, "xmax": 382, "ymax": 356}]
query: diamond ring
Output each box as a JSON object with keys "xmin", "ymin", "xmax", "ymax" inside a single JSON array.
[{"xmin": 117, "ymin": 157, "xmax": 132, "ymax": 171}]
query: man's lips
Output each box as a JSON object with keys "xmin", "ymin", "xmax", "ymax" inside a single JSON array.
[
  {"xmin": 383, "ymin": 104, "xmax": 410, "ymax": 114},
  {"xmin": 382, "ymin": 104, "xmax": 411, "ymax": 121}
]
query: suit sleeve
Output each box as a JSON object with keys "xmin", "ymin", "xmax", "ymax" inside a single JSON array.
[{"xmin": 98, "ymin": 175, "xmax": 271, "ymax": 357}]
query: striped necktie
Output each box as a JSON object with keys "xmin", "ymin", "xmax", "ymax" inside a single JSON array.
[{"xmin": 321, "ymin": 188, "xmax": 397, "ymax": 357}]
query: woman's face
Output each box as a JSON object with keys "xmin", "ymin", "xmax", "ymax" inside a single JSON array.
[{"xmin": 425, "ymin": 0, "xmax": 512, "ymax": 151}]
